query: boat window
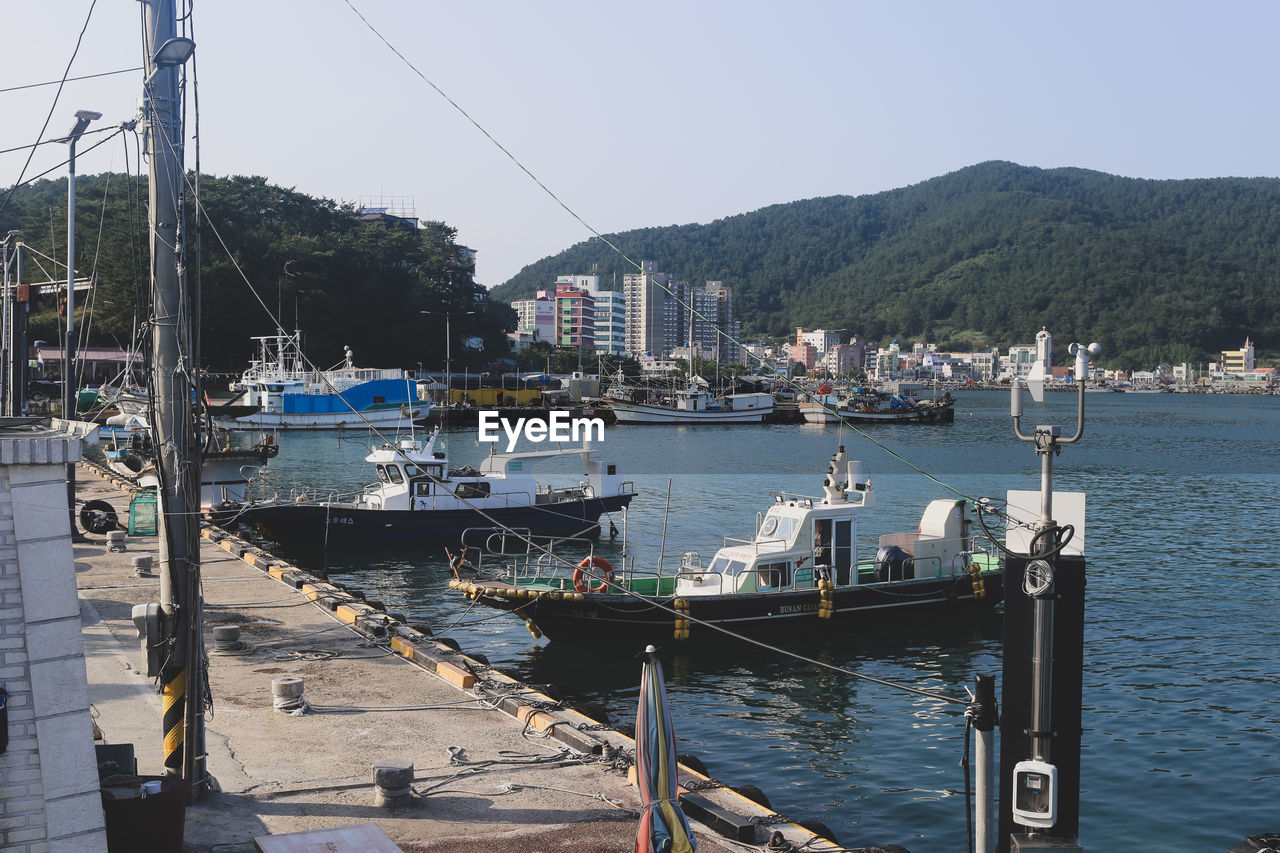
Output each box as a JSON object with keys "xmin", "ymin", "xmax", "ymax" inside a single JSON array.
[
  {"xmin": 455, "ymin": 481, "xmax": 491, "ymax": 499},
  {"xmin": 403, "ymin": 464, "xmax": 420, "ymax": 478},
  {"xmin": 774, "ymin": 516, "xmax": 798, "ymax": 543},
  {"xmin": 414, "ymin": 481, "xmax": 431, "ymax": 497},
  {"xmin": 707, "ymin": 556, "xmax": 746, "ymax": 577},
  {"xmin": 757, "ymin": 561, "xmax": 791, "ymax": 588},
  {"xmin": 375, "ymin": 464, "xmax": 391, "ymax": 483}
]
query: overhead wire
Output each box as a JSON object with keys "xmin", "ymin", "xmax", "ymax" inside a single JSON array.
[
  {"xmin": 339, "ymin": 0, "xmax": 1010, "ymax": 520},
  {"xmin": 338, "ymin": 0, "xmax": 996, "ymax": 708},
  {"xmin": 0, "ymin": 0, "xmax": 102, "ymax": 220}
]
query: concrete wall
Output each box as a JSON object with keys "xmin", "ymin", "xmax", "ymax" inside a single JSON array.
[{"xmin": 0, "ymin": 434, "xmax": 107, "ymax": 852}]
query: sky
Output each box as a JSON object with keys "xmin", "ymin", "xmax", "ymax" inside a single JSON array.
[{"xmin": 3, "ymin": 1, "xmax": 1278, "ymax": 290}]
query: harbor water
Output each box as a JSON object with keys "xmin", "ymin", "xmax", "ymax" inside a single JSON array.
[{"xmin": 230, "ymin": 390, "xmax": 1279, "ymax": 852}]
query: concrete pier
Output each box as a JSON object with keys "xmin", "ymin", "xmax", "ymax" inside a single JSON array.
[{"xmin": 74, "ymin": 463, "xmax": 840, "ymax": 852}]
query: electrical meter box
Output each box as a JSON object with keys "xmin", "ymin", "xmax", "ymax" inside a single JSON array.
[
  {"xmin": 131, "ymin": 603, "xmax": 164, "ymax": 677},
  {"xmin": 1012, "ymin": 759, "xmax": 1058, "ymax": 829}
]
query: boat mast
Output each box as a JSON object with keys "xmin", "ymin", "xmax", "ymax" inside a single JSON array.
[{"xmin": 142, "ymin": 0, "xmax": 204, "ymax": 790}]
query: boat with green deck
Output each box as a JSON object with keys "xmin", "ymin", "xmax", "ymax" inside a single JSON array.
[{"xmin": 449, "ymin": 446, "xmax": 1003, "ymax": 641}]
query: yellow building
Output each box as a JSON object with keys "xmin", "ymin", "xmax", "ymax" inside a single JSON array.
[{"xmin": 1220, "ymin": 338, "xmax": 1255, "ymax": 375}]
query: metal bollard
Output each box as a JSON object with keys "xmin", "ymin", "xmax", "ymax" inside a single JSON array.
[{"xmin": 372, "ymin": 758, "xmax": 415, "ymax": 808}]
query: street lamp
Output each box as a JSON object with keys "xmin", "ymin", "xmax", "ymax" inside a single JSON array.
[
  {"xmin": 60, "ymin": 108, "xmax": 99, "ymax": 539},
  {"xmin": 421, "ymin": 310, "xmax": 474, "ymax": 403}
]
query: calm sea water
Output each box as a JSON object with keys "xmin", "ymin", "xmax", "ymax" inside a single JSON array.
[{"xmin": 235, "ymin": 390, "xmax": 1280, "ymax": 852}]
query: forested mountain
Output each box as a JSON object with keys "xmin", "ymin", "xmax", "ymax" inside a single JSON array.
[
  {"xmin": 492, "ymin": 161, "xmax": 1280, "ymax": 367},
  {"xmin": 0, "ymin": 174, "xmax": 507, "ymax": 372}
]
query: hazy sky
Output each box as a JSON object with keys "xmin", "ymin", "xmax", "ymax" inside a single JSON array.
[{"xmin": 3, "ymin": 1, "xmax": 1276, "ymax": 289}]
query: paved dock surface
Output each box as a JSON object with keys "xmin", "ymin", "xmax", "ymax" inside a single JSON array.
[{"xmin": 73, "ymin": 466, "xmax": 780, "ymax": 853}]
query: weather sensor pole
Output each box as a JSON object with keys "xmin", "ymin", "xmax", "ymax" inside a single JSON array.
[{"xmin": 998, "ymin": 342, "xmax": 1096, "ymax": 852}]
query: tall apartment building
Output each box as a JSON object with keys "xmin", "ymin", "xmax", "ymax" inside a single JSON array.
[
  {"xmin": 555, "ymin": 274, "xmax": 625, "ymax": 357},
  {"xmin": 554, "ymin": 282, "xmax": 595, "ymax": 353},
  {"xmin": 624, "ymin": 264, "xmax": 741, "ymax": 362},
  {"xmin": 624, "ymin": 260, "xmax": 677, "ymax": 358}
]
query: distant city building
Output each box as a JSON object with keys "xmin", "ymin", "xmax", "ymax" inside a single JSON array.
[
  {"xmin": 592, "ymin": 290, "xmax": 626, "ymax": 357},
  {"xmin": 556, "ymin": 275, "xmax": 625, "ymax": 357},
  {"xmin": 624, "ymin": 260, "xmax": 677, "ymax": 358},
  {"xmin": 1036, "ymin": 327, "xmax": 1053, "ymax": 369},
  {"xmin": 511, "ymin": 294, "xmax": 554, "ymax": 343},
  {"xmin": 554, "ymin": 282, "xmax": 595, "ymax": 355},
  {"xmin": 1004, "ymin": 344, "xmax": 1039, "ymax": 379},
  {"xmin": 623, "ymin": 263, "xmax": 741, "ymax": 362},
  {"xmin": 795, "ymin": 328, "xmax": 844, "ymax": 357},
  {"xmin": 1220, "ymin": 338, "xmax": 1255, "ymax": 375}
]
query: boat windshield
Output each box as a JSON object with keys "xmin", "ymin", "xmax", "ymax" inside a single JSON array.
[
  {"xmin": 757, "ymin": 513, "xmax": 797, "ymax": 544},
  {"xmin": 376, "ymin": 464, "xmax": 404, "ymax": 484},
  {"xmin": 707, "ymin": 555, "xmax": 747, "ymax": 577}
]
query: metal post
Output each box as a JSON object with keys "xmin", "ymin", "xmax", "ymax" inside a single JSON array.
[
  {"xmin": 142, "ymin": 0, "xmax": 202, "ymax": 791},
  {"xmin": 973, "ymin": 674, "xmax": 997, "ymax": 853},
  {"xmin": 1, "ymin": 233, "xmax": 12, "ymax": 416},
  {"xmin": 60, "ymin": 110, "xmax": 99, "ymax": 539}
]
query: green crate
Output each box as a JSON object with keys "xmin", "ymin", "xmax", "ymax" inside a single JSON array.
[{"xmin": 128, "ymin": 491, "xmax": 158, "ymax": 536}]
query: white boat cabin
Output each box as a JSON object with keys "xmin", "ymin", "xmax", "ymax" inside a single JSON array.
[
  {"xmin": 352, "ymin": 432, "xmax": 629, "ymax": 512},
  {"xmin": 674, "ymin": 448, "xmax": 975, "ymax": 596}
]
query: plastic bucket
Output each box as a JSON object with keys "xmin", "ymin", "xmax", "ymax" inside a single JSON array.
[{"xmin": 101, "ymin": 774, "xmax": 190, "ymax": 853}]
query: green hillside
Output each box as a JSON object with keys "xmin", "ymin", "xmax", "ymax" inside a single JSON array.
[
  {"xmin": 492, "ymin": 161, "xmax": 1280, "ymax": 367},
  {"xmin": 0, "ymin": 174, "xmax": 505, "ymax": 372}
]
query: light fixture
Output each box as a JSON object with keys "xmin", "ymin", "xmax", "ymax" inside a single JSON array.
[
  {"xmin": 153, "ymin": 36, "xmax": 196, "ymax": 67},
  {"xmin": 60, "ymin": 109, "xmax": 102, "ymax": 144}
]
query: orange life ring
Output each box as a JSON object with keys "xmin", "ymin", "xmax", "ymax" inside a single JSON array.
[{"xmin": 573, "ymin": 556, "xmax": 615, "ymax": 593}]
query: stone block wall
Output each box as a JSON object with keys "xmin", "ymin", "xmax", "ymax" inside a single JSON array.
[{"xmin": 0, "ymin": 434, "xmax": 107, "ymax": 852}]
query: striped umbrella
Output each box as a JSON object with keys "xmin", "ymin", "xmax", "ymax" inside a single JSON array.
[{"xmin": 635, "ymin": 644, "xmax": 697, "ymax": 853}]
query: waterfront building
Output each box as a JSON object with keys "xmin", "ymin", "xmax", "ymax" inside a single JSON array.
[
  {"xmin": 624, "ymin": 263, "xmax": 742, "ymax": 363},
  {"xmin": 555, "ymin": 275, "xmax": 625, "ymax": 358},
  {"xmin": 624, "ymin": 260, "xmax": 678, "ymax": 359},
  {"xmin": 554, "ymin": 282, "xmax": 595, "ymax": 356},
  {"xmin": 1220, "ymin": 338, "xmax": 1255, "ymax": 375},
  {"xmin": 511, "ymin": 295, "xmax": 554, "ymax": 343},
  {"xmin": 795, "ymin": 328, "xmax": 844, "ymax": 358}
]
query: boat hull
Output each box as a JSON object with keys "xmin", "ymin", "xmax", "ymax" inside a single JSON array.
[
  {"xmin": 470, "ymin": 570, "xmax": 1003, "ymax": 641},
  {"xmin": 234, "ymin": 492, "xmax": 634, "ymax": 548},
  {"xmin": 213, "ymin": 406, "xmax": 421, "ymax": 431},
  {"xmin": 604, "ymin": 399, "xmax": 772, "ymax": 424}
]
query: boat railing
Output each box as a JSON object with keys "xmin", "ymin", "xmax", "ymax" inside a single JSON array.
[{"xmin": 721, "ymin": 534, "xmax": 788, "ymax": 553}]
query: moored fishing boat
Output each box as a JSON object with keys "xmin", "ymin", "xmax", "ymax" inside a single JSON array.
[
  {"xmin": 213, "ymin": 331, "xmax": 421, "ymax": 430},
  {"xmin": 449, "ymin": 445, "xmax": 1002, "ymax": 640},
  {"xmin": 800, "ymin": 383, "xmax": 955, "ymax": 424},
  {"xmin": 603, "ymin": 380, "xmax": 774, "ymax": 424},
  {"xmin": 225, "ymin": 429, "xmax": 636, "ymax": 550}
]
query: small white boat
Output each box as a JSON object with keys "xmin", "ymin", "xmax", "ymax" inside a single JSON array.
[
  {"xmin": 228, "ymin": 430, "xmax": 636, "ymax": 552},
  {"xmin": 213, "ymin": 331, "xmax": 421, "ymax": 431}
]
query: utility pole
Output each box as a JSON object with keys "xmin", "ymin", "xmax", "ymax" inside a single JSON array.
[{"xmin": 140, "ymin": 0, "xmax": 201, "ymax": 791}]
